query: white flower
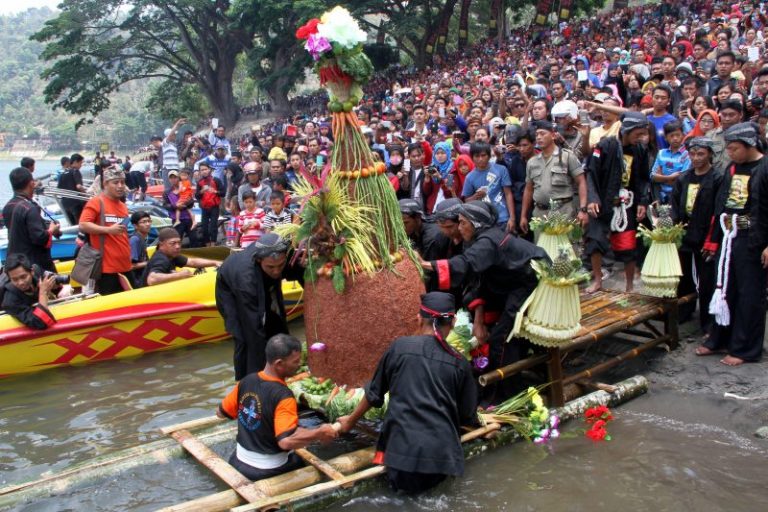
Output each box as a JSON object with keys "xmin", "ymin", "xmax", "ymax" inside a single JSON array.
[{"xmin": 317, "ymin": 6, "xmax": 367, "ymax": 49}]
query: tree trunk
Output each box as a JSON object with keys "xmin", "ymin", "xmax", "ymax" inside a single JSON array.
[
  {"xmin": 488, "ymin": 0, "xmax": 501, "ymax": 38},
  {"xmin": 458, "ymin": 0, "xmax": 472, "ymax": 50},
  {"xmin": 262, "ymin": 47, "xmax": 296, "ymax": 115},
  {"xmin": 200, "ymin": 53, "xmax": 239, "ymax": 129}
]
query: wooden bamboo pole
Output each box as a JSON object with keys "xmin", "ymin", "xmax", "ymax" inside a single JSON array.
[
  {"xmin": 477, "ymin": 353, "xmax": 549, "ymax": 387},
  {"xmin": 155, "ymin": 447, "xmax": 376, "ymax": 512},
  {"xmin": 561, "ymin": 335, "xmax": 673, "ymax": 386},
  {"xmin": 294, "ymin": 448, "xmax": 348, "ymax": 484},
  {"xmin": 230, "ymin": 466, "xmax": 386, "ymax": 512},
  {"xmin": 161, "ymin": 415, "xmax": 224, "ymax": 435},
  {"xmin": 171, "ymin": 429, "xmax": 267, "ymax": 503}
]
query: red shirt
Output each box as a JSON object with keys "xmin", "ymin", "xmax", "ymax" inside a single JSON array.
[{"xmin": 80, "ymin": 194, "xmax": 132, "ymax": 273}]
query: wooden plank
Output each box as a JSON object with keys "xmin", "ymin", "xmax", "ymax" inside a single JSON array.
[
  {"xmin": 547, "ymin": 347, "xmax": 566, "ymax": 407},
  {"xmin": 170, "ymin": 429, "xmax": 267, "ymax": 503},
  {"xmin": 294, "ymin": 448, "xmax": 348, "ymax": 485},
  {"xmin": 230, "ymin": 466, "xmax": 386, "ymax": 512},
  {"xmin": 161, "ymin": 415, "xmax": 224, "ymax": 435}
]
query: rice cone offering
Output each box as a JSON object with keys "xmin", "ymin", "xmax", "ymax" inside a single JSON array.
[
  {"xmin": 638, "ymin": 205, "xmax": 685, "ymax": 298},
  {"xmin": 530, "ymin": 201, "xmax": 581, "ymax": 260},
  {"xmin": 513, "ymin": 246, "xmax": 589, "ymax": 347}
]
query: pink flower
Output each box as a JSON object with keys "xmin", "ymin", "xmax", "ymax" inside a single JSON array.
[
  {"xmin": 309, "ymin": 342, "xmax": 327, "ymax": 352},
  {"xmin": 305, "ymin": 34, "xmax": 332, "ymax": 61}
]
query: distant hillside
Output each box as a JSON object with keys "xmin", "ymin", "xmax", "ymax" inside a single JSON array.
[{"xmin": 0, "ymin": 7, "xmax": 165, "ymax": 151}]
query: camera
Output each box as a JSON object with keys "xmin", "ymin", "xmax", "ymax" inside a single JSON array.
[
  {"xmin": 752, "ymin": 97, "xmax": 764, "ymax": 110},
  {"xmin": 44, "ymin": 271, "xmax": 70, "ymax": 285}
]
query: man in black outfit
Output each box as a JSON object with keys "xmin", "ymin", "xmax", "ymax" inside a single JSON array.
[
  {"xmin": 215, "ymin": 233, "xmax": 302, "ymax": 380},
  {"xmin": 57, "ymin": 153, "xmax": 86, "ymax": 225},
  {"xmin": 2, "ymin": 167, "xmax": 60, "ymax": 272},
  {"xmin": 141, "ymin": 228, "xmax": 220, "ymax": 287},
  {"xmin": 338, "ymin": 292, "xmax": 478, "ymax": 494}
]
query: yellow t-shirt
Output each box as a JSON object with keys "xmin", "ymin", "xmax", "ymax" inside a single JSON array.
[{"xmin": 589, "ymin": 122, "xmax": 622, "ymax": 147}]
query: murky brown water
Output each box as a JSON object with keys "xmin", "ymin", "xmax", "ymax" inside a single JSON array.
[{"xmin": 2, "ymin": 322, "xmax": 767, "ymax": 512}]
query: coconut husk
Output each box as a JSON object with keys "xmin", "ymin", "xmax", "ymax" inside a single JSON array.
[{"xmin": 304, "ymin": 258, "xmax": 424, "ymax": 387}]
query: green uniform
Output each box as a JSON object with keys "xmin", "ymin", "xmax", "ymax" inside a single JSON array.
[{"xmin": 525, "ymin": 147, "xmax": 583, "ymax": 220}]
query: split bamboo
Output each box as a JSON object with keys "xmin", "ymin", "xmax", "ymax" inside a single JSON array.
[{"xmin": 162, "ymin": 376, "xmax": 649, "ymax": 512}]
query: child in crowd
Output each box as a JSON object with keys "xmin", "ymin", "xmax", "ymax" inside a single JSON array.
[
  {"xmin": 238, "ymin": 190, "xmax": 265, "ymax": 247},
  {"xmin": 263, "ymin": 190, "xmax": 294, "ymax": 232},
  {"xmin": 651, "ymin": 120, "xmax": 690, "ymax": 204},
  {"xmin": 195, "ymin": 162, "xmax": 225, "ymax": 247},
  {"xmin": 270, "ymin": 174, "xmax": 292, "ymax": 206},
  {"xmin": 225, "ymin": 196, "xmax": 240, "ymax": 247},
  {"xmin": 176, "ymin": 168, "xmax": 194, "ymax": 224}
]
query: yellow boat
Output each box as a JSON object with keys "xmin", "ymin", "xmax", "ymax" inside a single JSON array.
[{"xmin": 0, "ymin": 247, "xmax": 304, "ymax": 378}]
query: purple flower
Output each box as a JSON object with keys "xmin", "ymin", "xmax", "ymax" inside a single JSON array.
[
  {"xmin": 550, "ymin": 429, "xmax": 560, "ymax": 439},
  {"xmin": 473, "ymin": 356, "xmax": 489, "ymax": 370},
  {"xmin": 533, "ymin": 436, "xmax": 546, "ymax": 445},
  {"xmin": 549, "ymin": 415, "xmax": 560, "ymax": 429},
  {"xmin": 309, "ymin": 342, "xmax": 327, "ymax": 352},
  {"xmin": 539, "ymin": 427, "xmax": 551, "ymax": 439},
  {"xmin": 305, "ymin": 34, "xmax": 332, "ymax": 61}
]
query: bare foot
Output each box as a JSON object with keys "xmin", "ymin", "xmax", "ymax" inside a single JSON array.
[
  {"xmin": 625, "ymin": 282, "xmax": 634, "ymax": 293},
  {"xmin": 585, "ymin": 282, "xmax": 602, "ymax": 294},
  {"xmin": 720, "ymin": 355, "xmax": 745, "ymax": 366},
  {"xmin": 695, "ymin": 346, "xmax": 719, "ymax": 356}
]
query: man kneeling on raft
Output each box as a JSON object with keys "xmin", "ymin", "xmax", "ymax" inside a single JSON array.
[{"xmin": 217, "ymin": 334, "xmax": 338, "ymax": 480}]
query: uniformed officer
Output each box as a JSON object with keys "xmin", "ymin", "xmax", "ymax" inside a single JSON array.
[{"xmin": 520, "ymin": 120, "xmax": 589, "ymax": 235}]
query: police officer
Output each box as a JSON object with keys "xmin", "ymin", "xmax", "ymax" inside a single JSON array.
[{"xmin": 519, "ymin": 120, "xmax": 589, "ymax": 235}]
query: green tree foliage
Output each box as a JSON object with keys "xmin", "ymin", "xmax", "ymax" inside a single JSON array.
[{"xmin": 33, "ymin": 0, "xmax": 255, "ymax": 128}]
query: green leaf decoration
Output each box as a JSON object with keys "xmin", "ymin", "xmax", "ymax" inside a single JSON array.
[{"xmin": 331, "ymin": 265, "xmax": 346, "ymax": 294}]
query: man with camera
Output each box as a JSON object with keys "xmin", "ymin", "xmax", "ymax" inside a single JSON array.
[
  {"xmin": 1, "ymin": 254, "xmax": 64, "ymax": 330},
  {"xmin": 3, "ymin": 167, "xmax": 61, "ymax": 273}
]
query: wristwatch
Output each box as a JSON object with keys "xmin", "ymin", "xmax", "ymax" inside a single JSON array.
[{"xmin": 579, "ymin": 206, "xmax": 588, "ymax": 213}]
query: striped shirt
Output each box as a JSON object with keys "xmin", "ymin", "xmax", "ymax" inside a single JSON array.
[
  {"xmin": 238, "ymin": 208, "xmax": 266, "ymax": 247},
  {"xmin": 263, "ymin": 209, "xmax": 292, "ymax": 231},
  {"xmin": 161, "ymin": 139, "xmax": 180, "ymax": 170}
]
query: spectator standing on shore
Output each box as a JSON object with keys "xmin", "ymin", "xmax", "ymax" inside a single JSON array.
[
  {"xmin": 57, "ymin": 153, "xmax": 86, "ymax": 225},
  {"xmin": 2, "ymin": 167, "xmax": 60, "ymax": 272}
]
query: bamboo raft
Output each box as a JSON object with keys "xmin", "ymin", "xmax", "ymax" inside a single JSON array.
[
  {"xmin": 481, "ymin": 289, "xmax": 691, "ymax": 407},
  {"xmin": 0, "ymin": 376, "xmax": 649, "ymax": 511}
]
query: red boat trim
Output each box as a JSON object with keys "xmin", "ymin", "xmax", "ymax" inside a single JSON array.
[{"xmin": 0, "ymin": 302, "xmax": 216, "ymax": 346}]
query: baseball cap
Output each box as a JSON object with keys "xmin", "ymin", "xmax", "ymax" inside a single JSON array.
[
  {"xmin": 244, "ymin": 162, "xmax": 260, "ymax": 174},
  {"xmin": 297, "ymin": 145, "xmax": 309, "ymax": 153},
  {"xmin": 215, "ymin": 142, "xmax": 227, "ymax": 150},
  {"xmin": 167, "ymin": 170, "xmax": 180, "ymax": 178}
]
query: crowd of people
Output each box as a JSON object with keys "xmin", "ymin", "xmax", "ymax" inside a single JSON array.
[{"xmin": 3, "ymin": 0, "xmax": 768, "ymax": 494}]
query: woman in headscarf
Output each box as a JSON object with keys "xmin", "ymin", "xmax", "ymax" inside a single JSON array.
[
  {"xmin": 421, "ymin": 201, "xmax": 549, "ymax": 403},
  {"xmin": 422, "ymin": 141, "xmax": 455, "ymax": 212},
  {"xmin": 449, "ymin": 154, "xmax": 474, "ymax": 200},
  {"xmin": 683, "ymin": 109, "xmax": 720, "ymax": 142}
]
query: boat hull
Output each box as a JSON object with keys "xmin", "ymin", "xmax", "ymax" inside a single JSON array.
[{"xmin": 0, "ymin": 271, "xmax": 228, "ymax": 377}]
